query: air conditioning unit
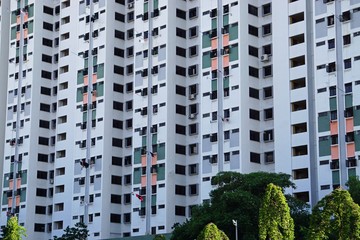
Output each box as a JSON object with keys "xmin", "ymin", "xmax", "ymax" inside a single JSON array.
[
  {"xmin": 189, "ymin": 113, "xmax": 196, "ymax": 119},
  {"xmin": 49, "ymin": 179, "xmax": 54, "ymax": 184},
  {"xmin": 260, "ymin": 54, "xmax": 269, "ymax": 62},
  {"xmin": 128, "ymin": 3, "xmax": 134, "ymax": 9},
  {"xmin": 189, "ymin": 94, "xmax": 196, "ymax": 100}
]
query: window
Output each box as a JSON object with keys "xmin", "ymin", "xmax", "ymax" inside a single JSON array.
[
  {"xmin": 248, "ymin": 4, "xmax": 258, "ymax": 16},
  {"xmin": 291, "ymin": 78, "xmax": 306, "ymax": 89},
  {"xmin": 189, "ymin": 184, "xmax": 198, "ymax": 195},
  {"xmin": 35, "ymin": 205, "xmax": 46, "ymax": 214},
  {"xmin": 189, "ymin": 26, "xmax": 198, "ymax": 38},
  {"xmin": 328, "ymin": 39, "xmax": 335, "ymax": 49},
  {"xmin": 34, "ymin": 223, "xmax": 46, "ymax": 232},
  {"xmin": 292, "ymin": 123, "xmax": 307, "ymax": 134},
  {"xmin": 36, "ymin": 188, "xmax": 47, "ymax": 197},
  {"xmin": 264, "ymin": 152, "xmax": 274, "ymax": 163},
  {"xmin": 189, "ymin": 7, "xmax": 198, "ymax": 19},
  {"xmin": 326, "ymin": 62, "xmax": 336, "ymax": 73},
  {"xmin": 263, "ymin": 65, "xmax": 272, "ymax": 77},
  {"xmin": 250, "ymin": 152, "xmax": 261, "ymax": 164},
  {"xmin": 110, "ymin": 214, "xmax": 121, "ymax": 223},
  {"xmin": 262, "ymin": 24, "xmax": 272, "ymax": 36},
  {"xmin": 175, "ymin": 206, "xmax": 186, "ymax": 216},
  {"xmin": 175, "ymin": 185, "xmax": 186, "ymax": 195},
  {"xmin": 262, "ymin": 3, "xmax": 271, "ymax": 15},
  {"xmin": 249, "ymin": 45, "xmax": 258, "ymax": 57},
  {"xmin": 176, "ymin": 124, "xmax": 186, "ymax": 135},
  {"xmin": 344, "ymin": 59, "xmax": 351, "ymax": 69},
  {"xmin": 289, "ymin": 12, "xmax": 304, "ymax": 24},
  {"xmin": 112, "ymin": 138, "xmax": 122, "ymax": 148},
  {"xmin": 189, "ymin": 45, "xmax": 198, "ymax": 57},
  {"xmin": 263, "ymin": 130, "xmax": 274, "ymax": 141},
  {"xmin": 293, "ymin": 168, "xmax": 309, "ymax": 180},
  {"xmin": 345, "ymin": 83, "xmax": 352, "ymax": 93},
  {"xmin": 176, "ymin": 47, "xmax": 186, "ymax": 57},
  {"xmin": 292, "ymin": 145, "xmax": 308, "ymax": 156},
  {"xmin": 176, "ymin": 9, "xmax": 186, "ymax": 20},
  {"xmin": 264, "ymin": 108, "xmax": 273, "ymax": 120},
  {"xmin": 248, "ymin": 25, "xmax": 258, "ymax": 37},
  {"xmin": 111, "ymin": 194, "xmax": 122, "ymax": 204},
  {"xmin": 249, "ymin": 66, "xmax": 259, "ymax": 78},
  {"xmin": 263, "ymin": 86, "xmax": 272, "ymax": 98},
  {"xmin": 249, "ymin": 109, "xmax": 260, "ymax": 120},
  {"xmin": 249, "ymin": 88, "xmax": 259, "ymax": 99},
  {"xmin": 189, "ymin": 164, "xmax": 198, "ymax": 175},
  {"xmin": 176, "ymin": 144, "xmax": 186, "ymax": 155},
  {"xmin": 176, "ymin": 66, "xmax": 186, "ymax": 76},
  {"xmin": 327, "ymin": 15, "xmax": 335, "ymax": 26},
  {"xmin": 111, "ymin": 175, "xmax": 122, "ymax": 185},
  {"xmin": 175, "ymin": 165, "xmax": 186, "ymax": 175},
  {"xmin": 250, "ymin": 130, "xmax": 260, "ymax": 142},
  {"xmin": 176, "ymin": 28, "xmax": 186, "ymax": 38},
  {"xmin": 291, "ymin": 100, "xmax": 306, "ymax": 112},
  {"xmin": 290, "ymin": 34, "xmax": 304, "ymax": 46},
  {"xmin": 343, "ymin": 34, "xmax": 351, "ymax": 45},
  {"xmin": 290, "ymin": 56, "xmax": 305, "ymax": 68}
]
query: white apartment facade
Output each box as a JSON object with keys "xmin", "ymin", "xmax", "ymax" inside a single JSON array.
[{"xmin": 0, "ymin": 0, "xmax": 360, "ymax": 239}]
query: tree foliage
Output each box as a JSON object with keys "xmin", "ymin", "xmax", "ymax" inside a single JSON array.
[
  {"xmin": 53, "ymin": 222, "xmax": 89, "ymax": 240},
  {"xmin": 2, "ymin": 216, "xmax": 27, "ymax": 240},
  {"xmin": 308, "ymin": 188, "xmax": 360, "ymax": 240},
  {"xmin": 346, "ymin": 175, "xmax": 360, "ymax": 205},
  {"xmin": 197, "ymin": 223, "xmax": 229, "ymax": 240},
  {"xmin": 171, "ymin": 171, "xmax": 299, "ymax": 240},
  {"xmin": 153, "ymin": 234, "xmax": 166, "ymax": 240},
  {"xmin": 259, "ymin": 183, "xmax": 294, "ymax": 240}
]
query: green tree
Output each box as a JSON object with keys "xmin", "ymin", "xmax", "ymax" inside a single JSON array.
[
  {"xmin": 2, "ymin": 216, "xmax": 27, "ymax": 240},
  {"xmin": 153, "ymin": 234, "xmax": 166, "ymax": 240},
  {"xmin": 308, "ymin": 188, "xmax": 360, "ymax": 240},
  {"xmin": 286, "ymin": 195, "xmax": 310, "ymax": 240},
  {"xmin": 346, "ymin": 175, "xmax": 360, "ymax": 205},
  {"xmin": 259, "ymin": 183, "xmax": 294, "ymax": 240},
  {"xmin": 171, "ymin": 171, "xmax": 299, "ymax": 240},
  {"xmin": 197, "ymin": 223, "xmax": 229, "ymax": 240},
  {"xmin": 53, "ymin": 222, "xmax": 89, "ymax": 240}
]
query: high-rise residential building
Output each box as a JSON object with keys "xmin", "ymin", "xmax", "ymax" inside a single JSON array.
[{"xmin": 0, "ymin": 0, "xmax": 360, "ymax": 239}]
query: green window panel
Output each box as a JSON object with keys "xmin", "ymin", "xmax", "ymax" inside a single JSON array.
[
  {"xmin": 318, "ymin": 113, "xmax": 330, "ymax": 132},
  {"xmin": 354, "ymin": 107, "xmax": 360, "ymax": 126},
  {"xmin": 144, "ymin": 2, "xmax": 149, "ymax": 12},
  {"xmin": 329, "ymin": 97, "xmax": 337, "ymax": 111},
  {"xmin": 23, "ymin": 45, "xmax": 27, "ymax": 54},
  {"xmin": 332, "ymin": 170, "xmax": 340, "ymax": 185},
  {"xmin": 28, "ymin": 4, "xmax": 34, "ymax": 18},
  {"xmin": 224, "ymin": 77, "xmax": 229, "ymax": 89},
  {"xmin": 11, "ymin": 11, "xmax": 17, "ymax": 24},
  {"xmin": 11, "ymin": 27, "xmax": 17, "ymax": 40},
  {"xmin": 10, "ymin": 163, "xmax": 14, "ymax": 173},
  {"xmin": 141, "ymin": 197, "xmax": 146, "ymax": 208},
  {"xmin": 3, "ymin": 174, "xmax": 9, "ymax": 188},
  {"xmin": 93, "ymin": 56, "xmax": 98, "ymax": 66},
  {"xmin": 84, "ymin": 58, "xmax": 89, "ymax": 68},
  {"xmin": 25, "ymin": 0, "xmax": 29, "ymax": 6},
  {"xmin": 202, "ymin": 52, "xmax": 211, "ymax": 69},
  {"xmin": 223, "ymin": 14, "xmax": 229, "ymax": 26},
  {"xmin": 157, "ymin": 164, "xmax": 165, "ymax": 181},
  {"xmin": 77, "ymin": 70, "xmax": 84, "ymax": 84},
  {"xmin": 96, "ymin": 82, "xmax": 104, "ymax": 97},
  {"xmin": 202, "ymin": 33, "xmax": 211, "ymax": 49},
  {"xmin": 229, "ymin": 45, "xmax": 239, "ymax": 62},
  {"xmin": 17, "ymin": 1, "xmax": 21, "ymax": 9},
  {"xmin": 17, "ymin": 163, "xmax": 22, "ymax": 172},
  {"xmin": 211, "ymin": 18, "xmax": 217, "ymax": 30},
  {"xmin": 97, "ymin": 64, "xmax": 104, "ymax": 79},
  {"xmin": 151, "ymin": 195, "xmax": 156, "ymax": 206},
  {"xmin": 83, "ymin": 112, "xmax": 87, "ymax": 122},
  {"xmin": 21, "ymin": 171, "xmax": 27, "ymax": 185},
  {"xmin": 355, "ymin": 131, "xmax": 360, "ymax": 151},
  {"xmin": 2, "ymin": 193, "xmax": 7, "ymax": 205},
  {"xmin": 229, "ymin": 23, "xmax": 238, "ymax": 41},
  {"xmin": 77, "ymin": 88, "xmax": 83, "ymax": 102},
  {"xmin": 154, "ymin": 0, "xmax": 159, "ymax": 9},
  {"xmin": 345, "ymin": 94, "xmax": 353, "ymax": 108},
  {"xmin": 16, "ymin": 48, "xmax": 20, "ymax": 57},
  {"xmin": 212, "ymin": 79, "xmax": 217, "ymax": 91},
  {"xmin": 157, "ymin": 143, "xmax": 165, "ymax": 160},
  {"xmin": 152, "ymin": 134, "xmax": 157, "ymax": 145},
  {"xmin": 133, "ymin": 168, "xmax": 141, "ymax": 184},
  {"xmin": 349, "ymin": 168, "xmax": 356, "ymax": 178},
  {"xmin": 92, "ymin": 110, "xmax": 96, "ymax": 120},
  {"xmin": 28, "ymin": 20, "xmax": 34, "ymax": 34},
  {"xmin": 20, "ymin": 189, "xmax": 26, "ymax": 202},
  {"xmin": 142, "ymin": 136, "xmax": 147, "ymax": 147},
  {"xmin": 319, "ymin": 137, "xmax": 331, "ymax": 157},
  {"xmin": 134, "ymin": 148, "xmax": 141, "ymax": 164}
]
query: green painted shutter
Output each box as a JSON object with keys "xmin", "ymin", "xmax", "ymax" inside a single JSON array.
[
  {"xmin": 83, "ymin": 112, "xmax": 87, "ymax": 122},
  {"xmin": 141, "ymin": 197, "xmax": 146, "ymax": 208},
  {"xmin": 21, "ymin": 171, "xmax": 27, "ymax": 184},
  {"xmin": 318, "ymin": 113, "xmax": 330, "ymax": 132},
  {"xmin": 2, "ymin": 193, "xmax": 7, "ymax": 205},
  {"xmin": 348, "ymin": 168, "xmax": 356, "ymax": 178},
  {"xmin": 229, "ymin": 45, "xmax": 239, "ymax": 62},
  {"xmin": 133, "ymin": 168, "xmax": 141, "ymax": 184},
  {"xmin": 329, "ymin": 97, "xmax": 337, "ymax": 111},
  {"xmin": 11, "ymin": 11, "xmax": 17, "ymax": 24},
  {"xmin": 84, "ymin": 58, "xmax": 89, "ymax": 68},
  {"xmin": 144, "ymin": 2, "xmax": 148, "ymax": 12},
  {"xmin": 354, "ymin": 107, "xmax": 360, "ymax": 126},
  {"xmin": 223, "ymin": 14, "xmax": 229, "ymax": 26},
  {"xmin": 229, "ymin": 23, "xmax": 238, "ymax": 41},
  {"xmin": 97, "ymin": 64, "xmax": 104, "ymax": 79},
  {"xmin": 202, "ymin": 33, "xmax": 211, "ymax": 49},
  {"xmin": 92, "ymin": 110, "xmax": 96, "ymax": 120},
  {"xmin": 20, "ymin": 189, "xmax": 26, "ymax": 202},
  {"xmin": 3, "ymin": 174, "xmax": 9, "ymax": 188},
  {"xmin": 28, "ymin": 4, "xmax": 34, "ymax": 18},
  {"xmin": 77, "ymin": 70, "xmax": 84, "ymax": 84},
  {"xmin": 211, "ymin": 18, "xmax": 217, "ymax": 30},
  {"xmin": 77, "ymin": 88, "xmax": 83, "ymax": 102},
  {"xmin": 151, "ymin": 195, "xmax": 156, "ymax": 206},
  {"xmin": 97, "ymin": 82, "xmax": 104, "ymax": 97},
  {"xmin": 223, "ymin": 77, "xmax": 229, "ymax": 89},
  {"xmin": 157, "ymin": 143, "xmax": 165, "ymax": 160},
  {"xmin": 23, "ymin": 45, "xmax": 27, "ymax": 54},
  {"xmin": 154, "ymin": 0, "xmax": 159, "ymax": 9},
  {"xmin": 345, "ymin": 94, "xmax": 353, "ymax": 108},
  {"xmin": 28, "ymin": 20, "xmax": 34, "ymax": 34},
  {"xmin": 152, "ymin": 134, "xmax": 157, "ymax": 145},
  {"xmin": 355, "ymin": 131, "xmax": 360, "ymax": 151},
  {"xmin": 134, "ymin": 148, "xmax": 141, "ymax": 164},
  {"xmin": 332, "ymin": 170, "xmax": 340, "ymax": 185},
  {"xmin": 202, "ymin": 52, "xmax": 211, "ymax": 69},
  {"xmin": 16, "ymin": 48, "xmax": 20, "ymax": 57},
  {"xmin": 212, "ymin": 79, "xmax": 217, "ymax": 91},
  {"xmin": 319, "ymin": 136, "xmax": 331, "ymax": 157},
  {"xmin": 11, "ymin": 27, "xmax": 17, "ymax": 40},
  {"xmin": 93, "ymin": 56, "xmax": 98, "ymax": 66},
  {"xmin": 142, "ymin": 136, "xmax": 147, "ymax": 147},
  {"xmin": 157, "ymin": 164, "xmax": 165, "ymax": 180}
]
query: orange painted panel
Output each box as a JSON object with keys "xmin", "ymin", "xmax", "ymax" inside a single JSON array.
[
  {"xmin": 83, "ymin": 93, "xmax": 88, "ymax": 104},
  {"xmin": 141, "ymin": 176, "xmax": 146, "ymax": 187},
  {"xmin": 330, "ymin": 120, "xmax": 338, "ymax": 135},
  {"xmin": 92, "ymin": 74, "xmax": 97, "ymax": 83},
  {"xmin": 24, "ymin": 13, "xmax": 28, "ymax": 22},
  {"xmin": 347, "ymin": 143, "xmax": 355, "ymax": 158},
  {"xmin": 16, "ymin": 196, "xmax": 20, "ymax": 206},
  {"xmin": 211, "ymin": 38, "xmax": 218, "ymax": 49},
  {"xmin": 223, "ymin": 55, "xmax": 229, "ymax": 67},
  {"xmin": 16, "ymin": 179, "xmax": 21, "ymax": 189},
  {"xmin": 223, "ymin": 34, "xmax": 229, "ymax": 46},
  {"xmin": 17, "ymin": 16, "xmax": 21, "ymax": 24},
  {"xmin": 141, "ymin": 155, "xmax": 147, "ymax": 166},
  {"xmin": 211, "ymin": 58, "xmax": 217, "ymax": 70},
  {"xmin": 9, "ymin": 180, "xmax": 14, "ymax": 190},
  {"xmin": 152, "ymin": 154, "xmax": 157, "ymax": 165},
  {"xmin": 16, "ymin": 32, "xmax": 20, "ymax": 41},
  {"xmin": 92, "ymin": 92, "xmax": 96, "ymax": 102},
  {"xmin": 23, "ymin": 29, "xmax": 28, "ymax": 38},
  {"xmin": 84, "ymin": 75, "xmax": 89, "ymax": 85},
  {"xmin": 152, "ymin": 173, "xmax": 157, "ymax": 185},
  {"xmin": 331, "ymin": 145, "xmax": 339, "ymax": 159},
  {"xmin": 346, "ymin": 118, "xmax": 354, "ymax": 133},
  {"xmin": 8, "ymin": 198, "xmax": 12, "ymax": 208}
]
